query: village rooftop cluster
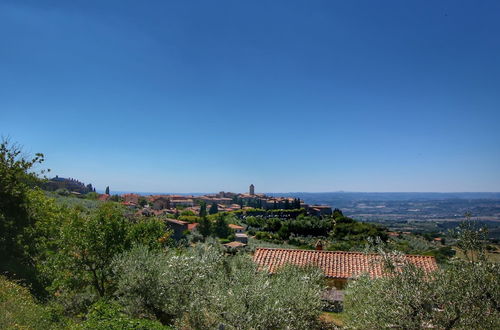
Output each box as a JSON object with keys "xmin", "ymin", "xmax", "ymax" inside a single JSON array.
[
  {"xmin": 101, "ymin": 184, "xmax": 333, "ymax": 217},
  {"xmin": 96, "ymin": 185, "xmax": 333, "ymax": 248}
]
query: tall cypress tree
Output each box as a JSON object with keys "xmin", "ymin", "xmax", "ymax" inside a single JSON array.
[
  {"xmin": 209, "ymin": 202, "xmax": 218, "ymax": 215},
  {"xmin": 214, "ymin": 214, "xmax": 230, "ymax": 238},
  {"xmin": 199, "ymin": 201, "xmax": 207, "ymax": 218},
  {"xmin": 198, "ymin": 216, "xmax": 212, "ymax": 238},
  {"xmin": 105, "ymin": 186, "xmax": 110, "ymax": 195}
]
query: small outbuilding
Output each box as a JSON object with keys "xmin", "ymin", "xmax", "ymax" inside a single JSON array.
[
  {"xmin": 223, "ymin": 241, "xmax": 247, "ymax": 249},
  {"xmin": 228, "ymin": 224, "xmax": 245, "ymax": 233},
  {"xmin": 164, "ymin": 218, "xmax": 189, "ymax": 240},
  {"xmin": 234, "ymin": 233, "xmax": 248, "ymax": 244}
]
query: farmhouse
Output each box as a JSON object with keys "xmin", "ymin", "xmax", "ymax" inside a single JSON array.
[
  {"xmin": 253, "ymin": 247, "xmax": 438, "ymax": 289},
  {"xmin": 234, "ymin": 233, "xmax": 248, "ymax": 244},
  {"xmin": 123, "ymin": 193, "xmax": 140, "ymax": 204},
  {"xmin": 164, "ymin": 218, "xmax": 189, "ymax": 240},
  {"xmin": 150, "ymin": 196, "xmax": 170, "ymax": 210}
]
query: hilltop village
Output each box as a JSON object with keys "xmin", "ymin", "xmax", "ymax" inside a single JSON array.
[
  {"xmin": 117, "ymin": 184, "xmax": 333, "ymax": 217},
  {"xmin": 105, "ymin": 185, "xmax": 334, "ymax": 247}
]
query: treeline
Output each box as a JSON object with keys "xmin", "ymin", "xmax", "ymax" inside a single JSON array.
[
  {"xmin": 242, "ymin": 209, "xmax": 388, "ymax": 250},
  {"xmin": 231, "ymin": 196, "xmax": 302, "ymax": 209},
  {"xmin": 42, "ymin": 176, "xmax": 96, "ymax": 194},
  {"xmin": 233, "ymin": 208, "xmax": 306, "ymax": 218}
]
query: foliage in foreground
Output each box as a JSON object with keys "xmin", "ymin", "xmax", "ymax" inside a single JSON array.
[
  {"xmin": 0, "ymin": 275, "xmax": 55, "ymax": 329},
  {"xmin": 0, "ymin": 140, "xmax": 47, "ymax": 292},
  {"xmin": 34, "ymin": 202, "xmax": 173, "ymax": 314},
  {"xmin": 344, "ymin": 250, "xmax": 500, "ymax": 329},
  {"xmin": 113, "ymin": 243, "xmax": 326, "ymax": 329},
  {"xmin": 6, "ymin": 139, "xmax": 328, "ymax": 329},
  {"xmin": 78, "ymin": 300, "xmax": 169, "ymax": 329}
]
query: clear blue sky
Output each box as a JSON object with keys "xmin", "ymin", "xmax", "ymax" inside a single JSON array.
[{"xmin": 1, "ymin": 0, "xmax": 499, "ymax": 193}]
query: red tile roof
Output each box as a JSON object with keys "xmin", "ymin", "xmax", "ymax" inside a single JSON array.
[
  {"xmin": 165, "ymin": 218, "xmax": 188, "ymax": 225},
  {"xmin": 187, "ymin": 223, "xmax": 198, "ymax": 231},
  {"xmin": 122, "ymin": 193, "xmax": 140, "ymax": 197},
  {"xmin": 253, "ymin": 248, "xmax": 438, "ymax": 279},
  {"xmin": 228, "ymin": 224, "xmax": 245, "ymax": 230},
  {"xmin": 98, "ymin": 194, "xmax": 110, "ymax": 201}
]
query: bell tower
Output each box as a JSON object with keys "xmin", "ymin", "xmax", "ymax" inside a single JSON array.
[{"xmin": 249, "ymin": 184, "xmax": 255, "ymax": 195}]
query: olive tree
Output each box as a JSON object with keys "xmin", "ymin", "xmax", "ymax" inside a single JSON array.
[
  {"xmin": 112, "ymin": 242, "xmax": 326, "ymax": 329},
  {"xmin": 344, "ymin": 226, "xmax": 500, "ymax": 329}
]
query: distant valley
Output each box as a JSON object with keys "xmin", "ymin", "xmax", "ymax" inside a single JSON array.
[{"xmin": 271, "ymin": 192, "xmax": 500, "ymax": 239}]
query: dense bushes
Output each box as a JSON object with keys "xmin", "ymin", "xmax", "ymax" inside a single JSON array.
[
  {"xmin": 0, "ymin": 140, "xmax": 47, "ymax": 292},
  {"xmin": 245, "ymin": 215, "xmax": 332, "ymax": 237},
  {"xmin": 344, "ymin": 243, "xmax": 500, "ymax": 329},
  {"xmin": 232, "ymin": 208, "xmax": 306, "ymax": 219},
  {"xmin": 34, "ymin": 203, "xmax": 173, "ymax": 309},
  {"xmin": 113, "ymin": 243, "xmax": 326, "ymax": 329},
  {"xmin": 244, "ymin": 212, "xmax": 388, "ymax": 251},
  {"xmin": 0, "ymin": 276, "xmax": 56, "ymax": 329},
  {"xmin": 79, "ymin": 300, "xmax": 168, "ymax": 329}
]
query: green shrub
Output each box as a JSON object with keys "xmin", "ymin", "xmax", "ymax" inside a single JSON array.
[
  {"xmin": 56, "ymin": 188, "xmax": 70, "ymax": 196},
  {"xmin": 344, "ymin": 256, "xmax": 500, "ymax": 329},
  {"xmin": 0, "ymin": 276, "xmax": 54, "ymax": 329},
  {"xmin": 85, "ymin": 192, "xmax": 99, "ymax": 200},
  {"xmin": 177, "ymin": 215, "xmax": 200, "ymax": 222},
  {"xmin": 79, "ymin": 300, "xmax": 168, "ymax": 329},
  {"xmin": 112, "ymin": 243, "xmax": 325, "ymax": 329}
]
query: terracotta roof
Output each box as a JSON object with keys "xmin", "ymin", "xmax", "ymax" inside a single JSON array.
[
  {"xmin": 228, "ymin": 224, "xmax": 245, "ymax": 230},
  {"xmin": 150, "ymin": 195, "xmax": 170, "ymax": 201},
  {"xmin": 224, "ymin": 241, "xmax": 247, "ymax": 248},
  {"xmin": 253, "ymin": 248, "xmax": 438, "ymax": 279},
  {"xmin": 165, "ymin": 218, "xmax": 188, "ymax": 225},
  {"xmin": 187, "ymin": 223, "xmax": 198, "ymax": 231},
  {"xmin": 98, "ymin": 194, "xmax": 110, "ymax": 201}
]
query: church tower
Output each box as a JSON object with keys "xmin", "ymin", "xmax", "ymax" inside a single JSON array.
[{"xmin": 249, "ymin": 184, "xmax": 255, "ymax": 195}]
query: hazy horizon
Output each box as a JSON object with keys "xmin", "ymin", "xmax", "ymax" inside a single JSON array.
[
  {"xmin": 99, "ymin": 189, "xmax": 500, "ymax": 196},
  {"xmin": 2, "ymin": 0, "xmax": 499, "ymax": 192}
]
